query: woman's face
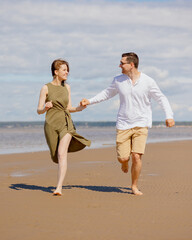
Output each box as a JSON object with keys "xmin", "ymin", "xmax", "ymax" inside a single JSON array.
[{"xmin": 55, "ymin": 64, "xmax": 68, "ymax": 81}]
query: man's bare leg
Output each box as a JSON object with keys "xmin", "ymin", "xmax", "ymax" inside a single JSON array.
[
  {"xmin": 118, "ymin": 157, "xmax": 129, "ymax": 173},
  {"xmin": 131, "ymin": 152, "xmax": 143, "ymax": 195}
]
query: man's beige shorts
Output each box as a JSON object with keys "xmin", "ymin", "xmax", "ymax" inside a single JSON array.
[{"xmin": 116, "ymin": 127, "xmax": 148, "ymax": 159}]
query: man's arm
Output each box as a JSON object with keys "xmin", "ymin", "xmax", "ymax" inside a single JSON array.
[
  {"xmin": 149, "ymin": 80, "xmax": 175, "ymax": 127},
  {"xmin": 81, "ymin": 79, "xmax": 118, "ymax": 106}
]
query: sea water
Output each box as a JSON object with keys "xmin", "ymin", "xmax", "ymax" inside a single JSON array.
[{"xmin": 0, "ymin": 121, "xmax": 192, "ymax": 154}]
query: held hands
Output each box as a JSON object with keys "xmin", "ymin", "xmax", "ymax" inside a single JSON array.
[
  {"xmin": 75, "ymin": 98, "xmax": 90, "ymax": 112},
  {"xmin": 76, "ymin": 104, "xmax": 87, "ymax": 112},
  {"xmin": 80, "ymin": 98, "xmax": 90, "ymax": 106},
  {"xmin": 166, "ymin": 119, "xmax": 175, "ymax": 128},
  {"xmin": 45, "ymin": 101, "xmax": 53, "ymax": 111}
]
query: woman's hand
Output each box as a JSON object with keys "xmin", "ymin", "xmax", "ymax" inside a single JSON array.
[
  {"xmin": 45, "ymin": 101, "xmax": 53, "ymax": 111},
  {"xmin": 76, "ymin": 104, "xmax": 87, "ymax": 112}
]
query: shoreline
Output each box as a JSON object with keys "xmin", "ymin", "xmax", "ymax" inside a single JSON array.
[
  {"xmin": 1, "ymin": 138, "xmax": 192, "ymax": 156},
  {"xmin": 1, "ymin": 140, "xmax": 192, "ymax": 240}
]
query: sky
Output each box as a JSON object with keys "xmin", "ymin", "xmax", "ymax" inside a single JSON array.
[{"xmin": 0, "ymin": 0, "xmax": 192, "ymax": 122}]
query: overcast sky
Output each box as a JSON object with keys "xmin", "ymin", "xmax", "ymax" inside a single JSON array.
[{"xmin": 0, "ymin": 0, "xmax": 191, "ymax": 122}]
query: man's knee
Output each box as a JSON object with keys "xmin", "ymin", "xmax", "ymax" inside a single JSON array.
[
  {"xmin": 132, "ymin": 152, "xmax": 142, "ymax": 163},
  {"xmin": 118, "ymin": 157, "xmax": 129, "ymax": 163}
]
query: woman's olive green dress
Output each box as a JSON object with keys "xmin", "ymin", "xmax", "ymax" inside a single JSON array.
[{"xmin": 44, "ymin": 83, "xmax": 91, "ymax": 163}]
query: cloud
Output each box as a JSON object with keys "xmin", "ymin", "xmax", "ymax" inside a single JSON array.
[
  {"xmin": 0, "ymin": 0, "xmax": 192, "ymax": 121},
  {"xmin": 171, "ymin": 103, "xmax": 186, "ymax": 111},
  {"xmin": 142, "ymin": 66, "xmax": 169, "ymax": 79},
  {"xmin": 1, "ymin": 0, "xmax": 192, "ymax": 75}
]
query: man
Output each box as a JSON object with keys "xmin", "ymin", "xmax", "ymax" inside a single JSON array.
[{"xmin": 81, "ymin": 52, "xmax": 175, "ymax": 195}]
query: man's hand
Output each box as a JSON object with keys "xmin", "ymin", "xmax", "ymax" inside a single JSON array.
[
  {"xmin": 80, "ymin": 98, "xmax": 90, "ymax": 106},
  {"xmin": 166, "ymin": 119, "xmax": 175, "ymax": 127}
]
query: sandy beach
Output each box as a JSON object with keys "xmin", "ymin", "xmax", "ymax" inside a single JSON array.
[{"xmin": 0, "ymin": 140, "xmax": 192, "ymax": 240}]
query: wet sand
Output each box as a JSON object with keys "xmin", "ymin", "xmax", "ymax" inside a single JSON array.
[{"xmin": 0, "ymin": 141, "xmax": 192, "ymax": 240}]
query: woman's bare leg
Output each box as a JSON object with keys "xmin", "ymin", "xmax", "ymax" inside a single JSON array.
[{"xmin": 53, "ymin": 133, "xmax": 72, "ymax": 195}]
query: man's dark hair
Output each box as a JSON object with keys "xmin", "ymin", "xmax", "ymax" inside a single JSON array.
[{"xmin": 122, "ymin": 52, "xmax": 139, "ymax": 68}]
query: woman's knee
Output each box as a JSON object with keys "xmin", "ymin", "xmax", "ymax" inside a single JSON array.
[
  {"xmin": 58, "ymin": 134, "xmax": 72, "ymax": 160},
  {"xmin": 57, "ymin": 148, "xmax": 68, "ymax": 161}
]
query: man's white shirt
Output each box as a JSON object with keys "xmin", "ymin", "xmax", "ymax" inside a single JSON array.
[{"xmin": 88, "ymin": 73, "xmax": 173, "ymax": 130}]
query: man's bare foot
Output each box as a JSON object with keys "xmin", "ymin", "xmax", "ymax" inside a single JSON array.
[
  {"xmin": 132, "ymin": 187, "xmax": 143, "ymax": 196},
  {"xmin": 121, "ymin": 161, "xmax": 128, "ymax": 173}
]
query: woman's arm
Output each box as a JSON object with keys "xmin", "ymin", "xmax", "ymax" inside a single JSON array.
[
  {"xmin": 37, "ymin": 85, "xmax": 52, "ymax": 114},
  {"xmin": 65, "ymin": 84, "xmax": 86, "ymax": 113}
]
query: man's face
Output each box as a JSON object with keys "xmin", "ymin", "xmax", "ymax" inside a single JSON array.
[{"xmin": 119, "ymin": 57, "xmax": 133, "ymax": 74}]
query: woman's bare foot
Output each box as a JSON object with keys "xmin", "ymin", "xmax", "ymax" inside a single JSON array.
[
  {"xmin": 132, "ymin": 186, "xmax": 143, "ymax": 196},
  {"xmin": 53, "ymin": 187, "xmax": 62, "ymax": 196},
  {"xmin": 53, "ymin": 192, "xmax": 62, "ymax": 196},
  {"xmin": 121, "ymin": 161, "xmax": 128, "ymax": 173}
]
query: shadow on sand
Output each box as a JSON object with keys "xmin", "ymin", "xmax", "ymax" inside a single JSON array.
[{"xmin": 9, "ymin": 183, "xmax": 133, "ymax": 194}]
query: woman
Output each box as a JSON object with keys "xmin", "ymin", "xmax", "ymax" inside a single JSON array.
[{"xmin": 37, "ymin": 59, "xmax": 91, "ymax": 196}]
